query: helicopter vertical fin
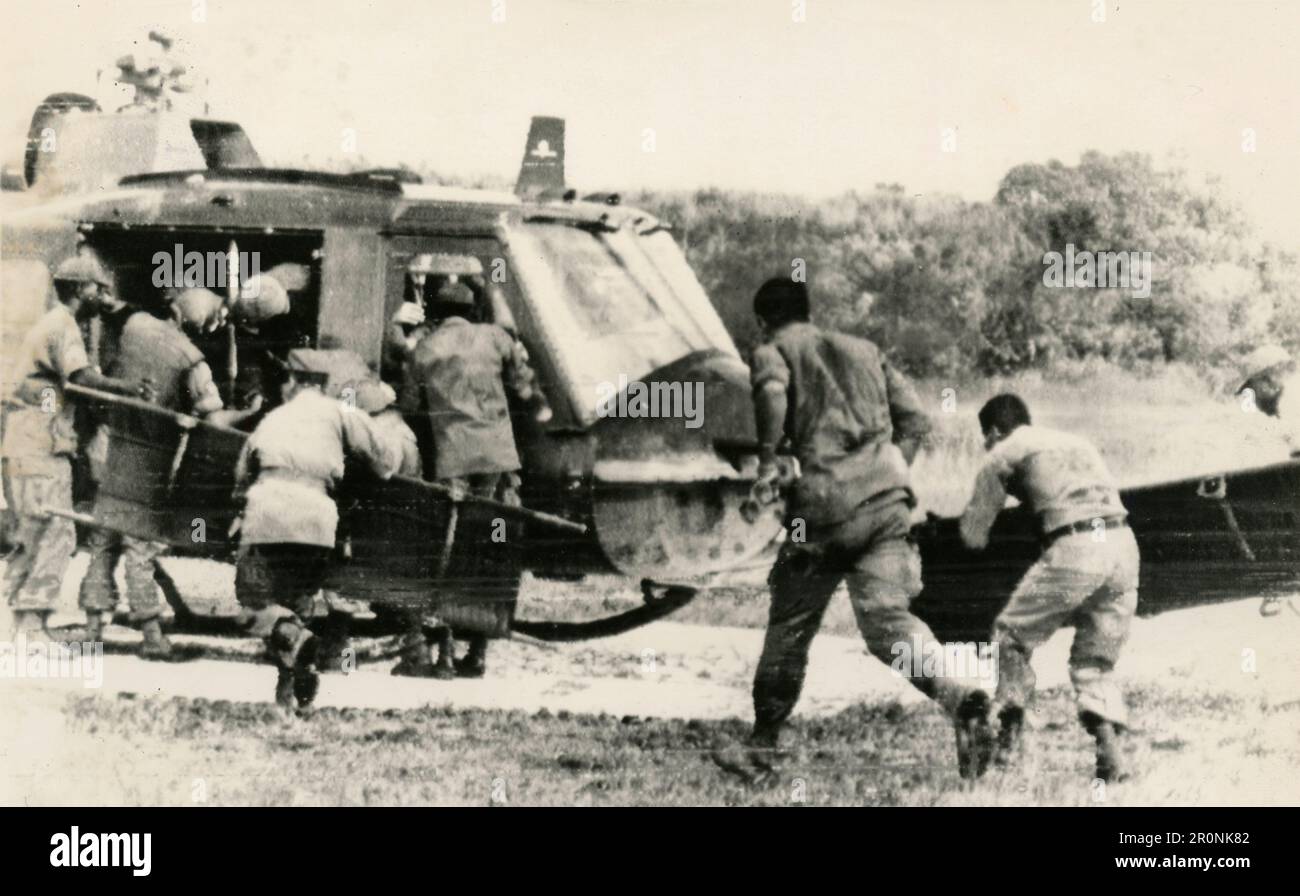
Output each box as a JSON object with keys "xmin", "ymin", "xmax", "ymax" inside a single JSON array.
[{"xmin": 515, "ymin": 116, "xmax": 565, "ymax": 200}]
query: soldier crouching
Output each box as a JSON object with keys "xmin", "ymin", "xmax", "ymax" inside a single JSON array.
[
  {"xmin": 960, "ymin": 394, "xmax": 1139, "ymax": 782},
  {"xmin": 233, "ymin": 351, "xmax": 395, "ymax": 715}
]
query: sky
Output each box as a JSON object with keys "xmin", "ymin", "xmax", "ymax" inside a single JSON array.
[{"xmin": 1, "ymin": 0, "xmax": 1297, "ymax": 245}]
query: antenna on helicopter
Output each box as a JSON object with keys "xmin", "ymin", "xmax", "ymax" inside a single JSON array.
[
  {"xmin": 515, "ymin": 116, "xmax": 566, "ymax": 201},
  {"xmin": 114, "ymin": 29, "xmax": 198, "ymax": 112}
]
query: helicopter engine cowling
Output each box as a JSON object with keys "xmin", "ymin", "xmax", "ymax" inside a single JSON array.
[{"xmin": 586, "ymin": 349, "xmax": 783, "ymax": 583}]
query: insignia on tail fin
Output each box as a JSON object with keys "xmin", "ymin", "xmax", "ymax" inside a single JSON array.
[{"xmin": 515, "ymin": 116, "xmax": 566, "ymax": 200}]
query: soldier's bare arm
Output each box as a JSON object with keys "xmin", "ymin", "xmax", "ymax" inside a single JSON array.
[
  {"xmin": 52, "ymin": 313, "xmax": 142, "ymax": 400},
  {"xmin": 960, "ymin": 459, "xmax": 1010, "ymax": 551},
  {"xmin": 69, "ymin": 366, "xmax": 149, "ymax": 398},
  {"xmin": 188, "ymin": 360, "xmax": 263, "ymax": 426},
  {"xmin": 55, "ymin": 318, "xmax": 144, "ymax": 398}
]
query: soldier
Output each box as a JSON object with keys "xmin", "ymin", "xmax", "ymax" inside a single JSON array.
[
  {"xmin": 79, "ymin": 288, "xmax": 260, "ymax": 656},
  {"xmin": 1, "ymin": 255, "xmax": 149, "ymax": 640},
  {"xmin": 188, "ymin": 275, "xmax": 292, "ymax": 413},
  {"xmin": 959, "ymin": 393, "xmax": 1139, "ymax": 783},
  {"xmin": 233, "ymin": 351, "xmax": 395, "ymax": 714},
  {"xmin": 1236, "ymin": 345, "xmax": 1299, "ymax": 460},
  {"xmin": 713, "ymin": 278, "xmax": 994, "ymax": 786},
  {"xmin": 1237, "ymin": 344, "xmax": 1294, "ymax": 420},
  {"xmin": 355, "ymin": 379, "xmax": 420, "ymax": 478},
  {"xmin": 352, "ymin": 378, "xmax": 455, "ymax": 679},
  {"xmin": 403, "ymin": 281, "xmax": 549, "ymax": 679}
]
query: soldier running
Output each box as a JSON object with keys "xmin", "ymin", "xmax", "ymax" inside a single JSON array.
[
  {"xmin": 79, "ymin": 288, "xmax": 260, "ymax": 657},
  {"xmin": 714, "ymin": 278, "xmax": 994, "ymax": 785},
  {"xmin": 959, "ymin": 393, "xmax": 1139, "ymax": 783},
  {"xmin": 233, "ymin": 350, "xmax": 395, "ymax": 714},
  {"xmin": 1, "ymin": 255, "xmax": 150, "ymax": 640},
  {"xmin": 397, "ymin": 281, "xmax": 549, "ymax": 679}
]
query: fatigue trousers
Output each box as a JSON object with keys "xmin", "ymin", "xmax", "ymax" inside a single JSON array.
[
  {"xmin": 78, "ymin": 529, "xmax": 167, "ymax": 623},
  {"xmin": 407, "ymin": 472, "xmax": 523, "ymax": 639},
  {"xmin": 993, "ymin": 527, "xmax": 1139, "ymax": 727},
  {"xmin": 753, "ymin": 496, "xmax": 969, "ymax": 742},
  {"xmin": 2, "ymin": 460, "xmax": 76, "ymax": 613},
  {"xmin": 234, "ymin": 543, "xmax": 333, "ymax": 667}
]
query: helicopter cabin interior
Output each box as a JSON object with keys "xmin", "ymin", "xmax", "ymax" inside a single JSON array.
[{"xmin": 80, "ymin": 225, "xmax": 324, "ymax": 413}]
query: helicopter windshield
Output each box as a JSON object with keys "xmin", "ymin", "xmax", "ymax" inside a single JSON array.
[{"xmin": 515, "ymin": 221, "xmax": 737, "ymax": 421}]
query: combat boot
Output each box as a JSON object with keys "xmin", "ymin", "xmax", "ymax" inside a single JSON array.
[
  {"xmin": 431, "ymin": 626, "xmax": 457, "ymax": 680},
  {"xmin": 1082, "ymin": 712, "xmax": 1126, "ymax": 783},
  {"xmin": 711, "ymin": 731, "xmax": 783, "ymax": 787},
  {"xmin": 454, "ymin": 634, "xmax": 488, "ymax": 679},
  {"xmin": 268, "ymin": 621, "xmax": 319, "ymax": 714},
  {"xmin": 274, "ymin": 667, "xmax": 296, "ymax": 713},
  {"xmin": 994, "ymin": 706, "xmax": 1024, "ymax": 769},
  {"xmin": 391, "ymin": 631, "xmax": 442, "ymax": 678},
  {"xmin": 953, "ymin": 690, "xmax": 995, "ymax": 779},
  {"xmin": 139, "ymin": 619, "xmax": 174, "ymax": 661}
]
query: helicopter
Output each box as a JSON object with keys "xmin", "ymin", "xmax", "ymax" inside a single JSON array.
[
  {"xmin": 2, "ymin": 44, "xmax": 1296, "ymax": 653},
  {"xmin": 1, "ymin": 51, "xmax": 781, "ymax": 640}
]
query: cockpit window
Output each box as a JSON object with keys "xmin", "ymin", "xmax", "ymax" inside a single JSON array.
[
  {"xmin": 529, "ymin": 224, "xmax": 665, "ymax": 339},
  {"xmin": 518, "ymin": 221, "xmax": 735, "ymax": 419}
]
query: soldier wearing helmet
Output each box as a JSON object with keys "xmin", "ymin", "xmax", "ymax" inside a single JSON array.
[
  {"xmin": 398, "ymin": 280, "xmax": 551, "ymax": 679},
  {"xmin": 713, "ymin": 277, "xmax": 994, "ymax": 785},
  {"xmin": 1, "ymin": 253, "xmax": 151, "ymax": 640},
  {"xmin": 1237, "ymin": 344, "xmax": 1295, "ymax": 420},
  {"xmin": 185, "ymin": 274, "xmax": 293, "ymax": 414},
  {"xmin": 355, "ymin": 378, "xmax": 420, "ymax": 477},
  {"xmin": 351, "ymin": 376, "xmax": 463, "ymax": 678},
  {"xmin": 233, "ymin": 350, "xmax": 396, "ymax": 715},
  {"xmin": 79, "ymin": 285, "xmax": 261, "ymax": 658}
]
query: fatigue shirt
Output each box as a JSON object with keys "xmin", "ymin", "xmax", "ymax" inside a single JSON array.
[
  {"xmin": 2, "ymin": 303, "xmax": 91, "ymax": 473},
  {"xmin": 750, "ymin": 321, "xmax": 932, "ymax": 526},
  {"xmin": 114, "ymin": 312, "xmax": 222, "ymax": 415},
  {"xmin": 410, "ymin": 317, "xmax": 533, "ymax": 479},
  {"xmin": 236, "ymin": 389, "xmax": 394, "ymax": 547},
  {"xmin": 960, "ymin": 424, "xmax": 1127, "ymax": 549}
]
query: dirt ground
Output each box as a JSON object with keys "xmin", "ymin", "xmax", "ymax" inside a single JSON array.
[{"xmin": 2, "ymin": 558, "xmax": 1297, "ymax": 806}]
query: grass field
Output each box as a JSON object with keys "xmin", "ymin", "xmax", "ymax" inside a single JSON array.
[{"xmin": 8, "ymin": 676, "xmax": 1291, "ymax": 806}]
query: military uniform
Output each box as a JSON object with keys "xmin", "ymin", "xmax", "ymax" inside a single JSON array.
[
  {"xmin": 746, "ymin": 321, "xmax": 979, "ymax": 742},
  {"xmin": 403, "ymin": 314, "xmax": 541, "ymax": 674},
  {"xmin": 370, "ymin": 407, "xmax": 422, "ymax": 479},
  {"xmin": 411, "ymin": 315, "xmax": 537, "ymax": 480},
  {"xmin": 960, "ymin": 424, "xmax": 1138, "ymax": 730},
  {"xmin": 79, "ymin": 311, "xmax": 224, "ymax": 632},
  {"xmin": 1, "ymin": 303, "xmax": 91, "ymax": 617},
  {"xmin": 234, "ymin": 382, "xmax": 393, "ymax": 707}
]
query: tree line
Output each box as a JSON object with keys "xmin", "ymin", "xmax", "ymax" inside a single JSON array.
[
  {"xmin": 303, "ymin": 148, "xmax": 1300, "ymax": 380},
  {"xmin": 629, "ymin": 152, "xmax": 1300, "ymax": 379}
]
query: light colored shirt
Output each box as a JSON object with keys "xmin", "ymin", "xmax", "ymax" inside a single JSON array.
[
  {"xmin": 371, "ymin": 408, "xmax": 422, "ymax": 477},
  {"xmin": 960, "ymin": 424, "xmax": 1126, "ymax": 550},
  {"xmin": 750, "ymin": 321, "xmax": 931, "ymax": 525},
  {"xmin": 236, "ymin": 388, "xmax": 394, "ymax": 546},
  {"xmin": 1, "ymin": 303, "xmax": 91, "ymax": 471}
]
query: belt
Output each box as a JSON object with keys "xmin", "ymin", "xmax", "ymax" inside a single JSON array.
[
  {"xmin": 1044, "ymin": 515, "xmax": 1127, "ymax": 543},
  {"xmin": 258, "ymin": 468, "xmax": 331, "ymax": 491}
]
